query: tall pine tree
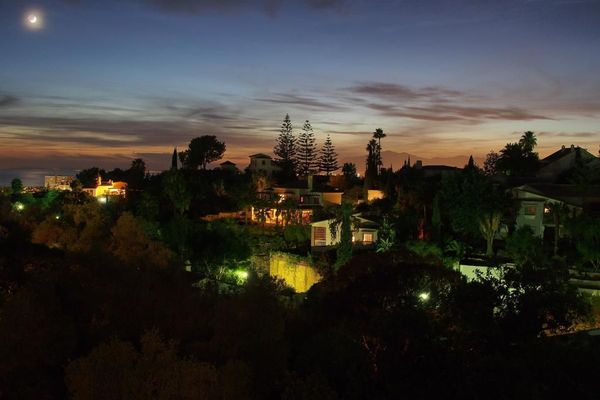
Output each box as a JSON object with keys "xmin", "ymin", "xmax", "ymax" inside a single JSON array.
[
  {"xmin": 274, "ymin": 114, "xmax": 297, "ymax": 179},
  {"xmin": 297, "ymin": 120, "xmax": 318, "ymax": 176},
  {"xmin": 319, "ymin": 134, "xmax": 339, "ymax": 176}
]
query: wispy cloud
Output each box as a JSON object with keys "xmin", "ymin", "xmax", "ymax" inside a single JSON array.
[
  {"xmin": 62, "ymin": 0, "xmax": 348, "ymax": 15},
  {"xmin": 537, "ymin": 131, "xmax": 599, "ymax": 138},
  {"xmin": 254, "ymin": 93, "xmax": 347, "ymax": 111},
  {"xmin": 0, "ymin": 95, "xmax": 19, "ymax": 108},
  {"xmin": 349, "ymin": 83, "xmax": 467, "ymax": 102},
  {"xmin": 346, "ymin": 81, "xmax": 551, "ymax": 123}
]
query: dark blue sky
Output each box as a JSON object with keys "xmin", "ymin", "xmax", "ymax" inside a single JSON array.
[{"xmin": 1, "ymin": 0, "xmax": 599, "ymax": 183}]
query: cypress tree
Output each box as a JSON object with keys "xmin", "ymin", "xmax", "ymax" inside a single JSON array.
[
  {"xmin": 318, "ymin": 134, "xmax": 339, "ymax": 176},
  {"xmin": 171, "ymin": 147, "xmax": 178, "ymax": 170},
  {"xmin": 297, "ymin": 120, "xmax": 318, "ymax": 176}
]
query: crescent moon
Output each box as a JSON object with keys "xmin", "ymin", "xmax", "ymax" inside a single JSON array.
[{"xmin": 28, "ymin": 15, "xmax": 38, "ymax": 24}]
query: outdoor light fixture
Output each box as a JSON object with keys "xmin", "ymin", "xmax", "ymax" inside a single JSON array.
[
  {"xmin": 419, "ymin": 292, "xmax": 430, "ymax": 302},
  {"xmin": 14, "ymin": 202, "xmax": 25, "ymax": 212},
  {"xmin": 234, "ymin": 270, "xmax": 249, "ymax": 282}
]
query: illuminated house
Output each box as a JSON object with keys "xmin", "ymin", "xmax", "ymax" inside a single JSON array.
[
  {"xmin": 83, "ymin": 176, "xmax": 127, "ymax": 198},
  {"xmin": 251, "ymin": 175, "xmax": 343, "ymax": 225},
  {"xmin": 247, "ymin": 153, "xmax": 281, "ymax": 177},
  {"xmin": 310, "ymin": 215, "xmax": 379, "ymax": 248},
  {"xmin": 512, "ymin": 184, "xmax": 600, "ymax": 238},
  {"xmin": 44, "ymin": 175, "xmax": 74, "ymax": 191}
]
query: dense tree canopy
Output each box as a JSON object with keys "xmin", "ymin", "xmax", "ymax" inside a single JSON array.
[{"xmin": 179, "ymin": 136, "xmax": 226, "ymax": 170}]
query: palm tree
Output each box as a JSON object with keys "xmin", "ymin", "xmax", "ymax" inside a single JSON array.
[
  {"xmin": 519, "ymin": 131, "xmax": 537, "ymax": 153},
  {"xmin": 372, "ymin": 128, "xmax": 386, "ymax": 173},
  {"xmin": 479, "ymin": 211, "xmax": 502, "ymax": 258}
]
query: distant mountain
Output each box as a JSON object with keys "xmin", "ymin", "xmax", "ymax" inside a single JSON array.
[{"xmin": 342, "ymin": 150, "xmax": 483, "ymax": 173}]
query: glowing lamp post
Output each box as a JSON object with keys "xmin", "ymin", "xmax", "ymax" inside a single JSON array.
[{"xmin": 418, "ymin": 292, "xmax": 430, "ymax": 302}]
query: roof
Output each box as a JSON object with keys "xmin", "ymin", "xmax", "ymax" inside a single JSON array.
[
  {"xmin": 220, "ymin": 161, "xmax": 236, "ymax": 166},
  {"xmin": 513, "ymin": 184, "xmax": 600, "ymax": 207},
  {"xmin": 357, "ymin": 219, "xmax": 379, "ymax": 229},
  {"xmin": 541, "ymin": 145, "xmax": 596, "ymax": 165},
  {"xmin": 249, "ymin": 153, "xmax": 272, "ymax": 159},
  {"xmin": 311, "ymin": 215, "xmax": 379, "ymax": 228},
  {"xmin": 272, "ymin": 180, "xmax": 342, "ymax": 192}
]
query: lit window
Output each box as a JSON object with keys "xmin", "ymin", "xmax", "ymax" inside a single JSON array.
[
  {"xmin": 524, "ymin": 205, "xmax": 537, "ymax": 216},
  {"xmin": 363, "ymin": 233, "xmax": 373, "ymax": 243},
  {"xmin": 313, "ymin": 227, "xmax": 326, "ymax": 246}
]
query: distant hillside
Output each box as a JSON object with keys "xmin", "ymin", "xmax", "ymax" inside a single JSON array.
[{"xmin": 342, "ymin": 151, "xmax": 483, "ymax": 173}]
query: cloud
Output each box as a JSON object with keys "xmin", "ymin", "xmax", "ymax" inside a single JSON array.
[
  {"xmin": 254, "ymin": 93, "xmax": 347, "ymax": 111},
  {"xmin": 145, "ymin": 0, "xmax": 281, "ymax": 15},
  {"xmin": 349, "ymin": 83, "xmax": 466, "ymax": 102},
  {"xmin": 0, "ymin": 115, "xmax": 196, "ymax": 147},
  {"xmin": 404, "ymin": 104, "xmax": 550, "ymax": 122},
  {"xmin": 347, "ymin": 81, "xmax": 550, "ymax": 123},
  {"xmin": 304, "ymin": 0, "xmax": 346, "ymax": 9},
  {"xmin": 537, "ymin": 131, "xmax": 599, "ymax": 138},
  {"xmin": 62, "ymin": 0, "xmax": 347, "ymax": 15},
  {"xmin": 0, "ymin": 95, "xmax": 19, "ymax": 108},
  {"xmin": 158, "ymin": 100, "xmax": 239, "ymax": 120}
]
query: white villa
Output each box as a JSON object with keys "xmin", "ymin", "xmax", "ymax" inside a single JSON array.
[{"xmin": 311, "ymin": 215, "xmax": 379, "ymax": 248}]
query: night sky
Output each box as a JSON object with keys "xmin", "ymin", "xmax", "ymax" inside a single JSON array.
[{"xmin": 1, "ymin": 0, "xmax": 599, "ymax": 184}]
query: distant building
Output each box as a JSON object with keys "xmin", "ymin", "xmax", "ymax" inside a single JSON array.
[
  {"xmin": 44, "ymin": 175, "xmax": 74, "ymax": 191},
  {"xmin": 247, "ymin": 153, "xmax": 281, "ymax": 177},
  {"xmin": 219, "ymin": 160, "xmax": 238, "ymax": 172},
  {"xmin": 83, "ymin": 176, "xmax": 127, "ymax": 199},
  {"xmin": 537, "ymin": 145, "xmax": 600, "ymax": 182},
  {"xmin": 310, "ymin": 215, "xmax": 379, "ymax": 248}
]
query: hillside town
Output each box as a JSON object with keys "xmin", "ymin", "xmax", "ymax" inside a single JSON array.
[{"xmin": 4, "ymin": 119, "xmax": 600, "ymax": 397}]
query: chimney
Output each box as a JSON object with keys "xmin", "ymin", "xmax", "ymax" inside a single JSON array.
[
  {"xmin": 415, "ymin": 160, "xmax": 423, "ymax": 169},
  {"xmin": 308, "ymin": 174, "xmax": 314, "ymax": 191}
]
